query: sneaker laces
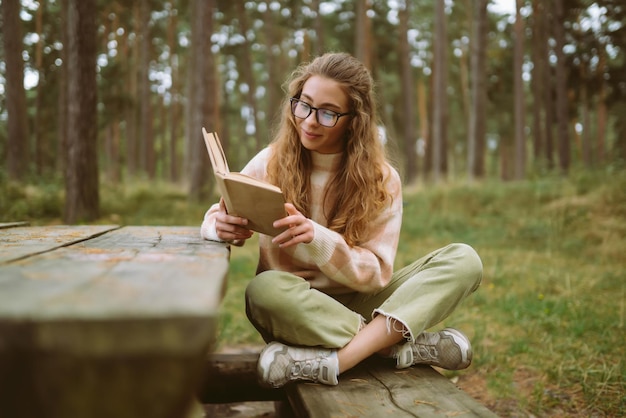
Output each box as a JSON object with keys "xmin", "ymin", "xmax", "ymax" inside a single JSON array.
[
  {"xmin": 393, "ymin": 328, "xmax": 472, "ymax": 370},
  {"xmin": 290, "ymin": 358, "xmax": 323, "ymax": 381},
  {"xmin": 412, "ymin": 342, "xmax": 439, "ymax": 363},
  {"xmin": 259, "ymin": 342, "xmax": 339, "ymax": 388},
  {"xmin": 293, "ymin": 350, "xmax": 338, "ymax": 385}
]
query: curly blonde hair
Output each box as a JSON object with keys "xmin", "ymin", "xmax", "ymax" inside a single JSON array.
[{"xmin": 267, "ymin": 52, "xmax": 393, "ymax": 246}]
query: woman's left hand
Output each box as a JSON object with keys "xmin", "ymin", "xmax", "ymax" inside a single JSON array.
[{"xmin": 272, "ymin": 203, "xmax": 314, "ymax": 248}]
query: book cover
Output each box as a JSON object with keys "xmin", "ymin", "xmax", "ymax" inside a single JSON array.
[{"xmin": 202, "ymin": 128, "xmax": 286, "ymax": 237}]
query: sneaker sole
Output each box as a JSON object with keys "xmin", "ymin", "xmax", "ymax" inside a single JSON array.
[{"xmin": 441, "ymin": 328, "xmax": 472, "ymax": 369}]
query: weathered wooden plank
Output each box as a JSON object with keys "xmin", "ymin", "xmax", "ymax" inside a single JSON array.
[
  {"xmin": 0, "ymin": 226, "xmax": 230, "ymax": 418},
  {"xmin": 0, "ymin": 226, "xmax": 229, "ymax": 318},
  {"xmin": 0, "ymin": 317, "xmax": 214, "ymax": 418},
  {"xmin": 0, "ymin": 224, "xmax": 118, "ymax": 264},
  {"xmin": 0, "ymin": 221, "xmax": 29, "ymax": 229},
  {"xmin": 287, "ymin": 357, "xmax": 499, "ymax": 418},
  {"xmin": 199, "ymin": 353, "xmax": 498, "ymax": 417},
  {"xmin": 200, "ymin": 352, "xmax": 286, "ymax": 403}
]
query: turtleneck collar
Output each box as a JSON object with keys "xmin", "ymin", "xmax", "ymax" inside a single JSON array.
[{"xmin": 311, "ymin": 151, "xmax": 343, "ymax": 172}]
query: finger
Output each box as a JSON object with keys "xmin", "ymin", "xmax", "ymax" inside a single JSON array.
[
  {"xmin": 284, "ymin": 203, "xmax": 300, "ymax": 216},
  {"xmin": 272, "ymin": 223, "xmax": 311, "ymax": 247},
  {"xmin": 217, "ymin": 201, "xmax": 248, "ymax": 227},
  {"xmin": 289, "ymin": 220, "xmax": 313, "ymax": 244},
  {"xmin": 273, "ymin": 203, "xmax": 303, "ymax": 229},
  {"xmin": 217, "ymin": 220, "xmax": 249, "ymax": 235},
  {"xmin": 272, "ymin": 229, "xmax": 292, "ymax": 245},
  {"xmin": 217, "ymin": 223, "xmax": 253, "ymax": 241}
]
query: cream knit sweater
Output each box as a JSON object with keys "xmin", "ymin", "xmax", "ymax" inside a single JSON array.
[{"xmin": 201, "ymin": 147, "xmax": 403, "ymax": 295}]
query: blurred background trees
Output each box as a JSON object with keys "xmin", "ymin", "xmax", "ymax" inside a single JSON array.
[{"xmin": 1, "ymin": 0, "xmax": 625, "ymax": 221}]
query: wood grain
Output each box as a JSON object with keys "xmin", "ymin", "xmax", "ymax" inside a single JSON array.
[
  {"xmin": 287, "ymin": 357, "xmax": 500, "ymax": 418},
  {"xmin": 0, "ymin": 226, "xmax": 230, "ymax": 418}
]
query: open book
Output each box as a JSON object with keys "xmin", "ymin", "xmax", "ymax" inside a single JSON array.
[{"xmin": 202, "ymin": 128, "xmax": 286, "ymax": 237}]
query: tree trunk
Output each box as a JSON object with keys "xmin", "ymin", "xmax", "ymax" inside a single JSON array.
[
  {"xmin": 312, "ymin": 0, "xmax": 325, "ymax": 55},
  {"xmin": 102, "ymin": 7, "xmax": 121, "ymax": 184},
  {"xmin": 263, "ymin": 4, "xmax": 282, "ymax": 128},
  {"xmin": 168, "ymin": 5, "xmax": 180, "ymax": 182},
  {"xmin": 554, "ymin": 0, "xmax": 570, "ymax": 173},
  {"xmin": 158, "ymin": 92, "xmax": 166, "ymax": 180},
  {"xmin": 542, "ymin": 2, "xmax": 555, "ymax": 169},
  {"xmin": 431, "ymin": 0, "xmax": 447, "ymax": 183},
  {"xmin": 399, "ymin": 1, "xmax": 417, "ymax": 184},
  {"xmin": 64, "ymin": 0, "xmax": 99, "ymax": 223},
  {"xmin": 139, "ymin": 0, "xmax": 155, "ymax": 178},
  {"xmin": 126, "ymin": 2, "xmax": 140, "ymax": 177},
  {"xmin": 417, "ymin": 77, "xmax": 429, "ymax": 175},
  {"xmin": 185, "ymin": 9, "xmax": 195, "ymax": 184},
  {"xmin": 2, "ymin": 0, "xmax": 30, "ymax": 180},
  {"xmin": 530, "ymin": 0, "xmax": 545, "ymax": 168},
  {"xmin": 513, "ymin": 0, "xmax": 526, "ymax": 179},
  {"xmin": 188, "ymin": 0, "xmax": 215, "ymax": 201},
  {"xmin": 57, "ymin": 0, "xmax": 68, "ymax": 173},
  {"xmin": 468, "ymin": 0, "xmax": 488, "ymax": 180},
  {"xmin": 500, "ymin": 132, "xmax": 514, "ymax": 181},
  {"xmin": 235, "ymin": 1, "xmax": 261, "ymax": 149},
  {"xmin": 105, "ymin": 122, "xmax": 121, "ymax": 183},
  {"xmin": 596, "ymin": 47, "xmax": 607, "ymax": 164},
  {"xmin": 34, "ymin": 0, "xmax": 47, "ymax": 176},
  {"xmin": 354, "ymin": 0, "xmax": 372, "ymax": 69},
  {"xmin": 580, "ymin": 65, "xmax": 592, "ymax": 167}
]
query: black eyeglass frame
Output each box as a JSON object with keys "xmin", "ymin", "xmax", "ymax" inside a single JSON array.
[{"xmin": 289, "ymin": 98, "xmax": 353, "ymax": 128}]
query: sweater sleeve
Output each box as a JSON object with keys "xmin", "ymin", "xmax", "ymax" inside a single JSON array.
[{"xmin": 296, "ymin": 166, "xmax": 403, "ymax": 293}]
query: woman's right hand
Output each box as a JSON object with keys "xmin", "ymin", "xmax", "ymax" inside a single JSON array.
[{"xmin": 215, "ymin": 198, "xmax": 254, "ymax": 242}]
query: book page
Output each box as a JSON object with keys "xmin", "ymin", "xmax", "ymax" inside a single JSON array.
[{"xmin": 202, "ymin": 128, "xmax": 228, "ymax": 174}]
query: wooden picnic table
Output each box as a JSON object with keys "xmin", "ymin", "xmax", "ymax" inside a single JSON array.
[{"xmin": 0, "ymin": 224, "xmax": 230, "ymax": 418}]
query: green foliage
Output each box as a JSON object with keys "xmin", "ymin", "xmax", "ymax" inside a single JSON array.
[
  {"xmin": 0, "ymin": 178, "xmax": 213, "ymax": 226},
  {"xmin": 0, "ymin": 174, "xmax": 64, "ymax": 223},
  {"xmin": 98, "ymin": 181, "xmax": 211, "ymax": 226}
]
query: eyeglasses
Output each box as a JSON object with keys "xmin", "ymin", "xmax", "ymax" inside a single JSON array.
[{"xmin": 290, "ymin": 98, "xmax": 352, "ymax": 128}]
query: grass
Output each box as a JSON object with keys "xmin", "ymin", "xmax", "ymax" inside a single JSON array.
[
  {"xmin": 393, "ymin": 170, "xmax": 626, "ymax": 417},
  {"xmin": 2, "ymin": 167, "xmax": 625, "ymax": 416}
]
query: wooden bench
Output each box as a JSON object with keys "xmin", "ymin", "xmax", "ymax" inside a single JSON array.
[
  {"xmin": 202, "ymin": 353, "xmax": 500, "ymax": 417},
  {"xmin": 0, "ymin": 225, "xmax": 230, "ymax": 418}
]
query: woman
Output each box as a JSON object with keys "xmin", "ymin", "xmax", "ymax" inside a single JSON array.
[{"xmin": 201, "ymin": 52, "xmax": 482, "ymax": 388}]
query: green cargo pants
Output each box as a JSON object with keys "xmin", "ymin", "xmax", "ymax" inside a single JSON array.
[{"xmin": 245, "ymin": 243, "xmax": 482, "ymax": 348}]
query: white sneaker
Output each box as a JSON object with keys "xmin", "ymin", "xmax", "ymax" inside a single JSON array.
[
  {"xmin": 257, "ymin": 342, "xmax": 339, "ymax": 388},
  {"xmin": 394, "ymin": 328, "xmax": 472, "ymax": 370}
]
